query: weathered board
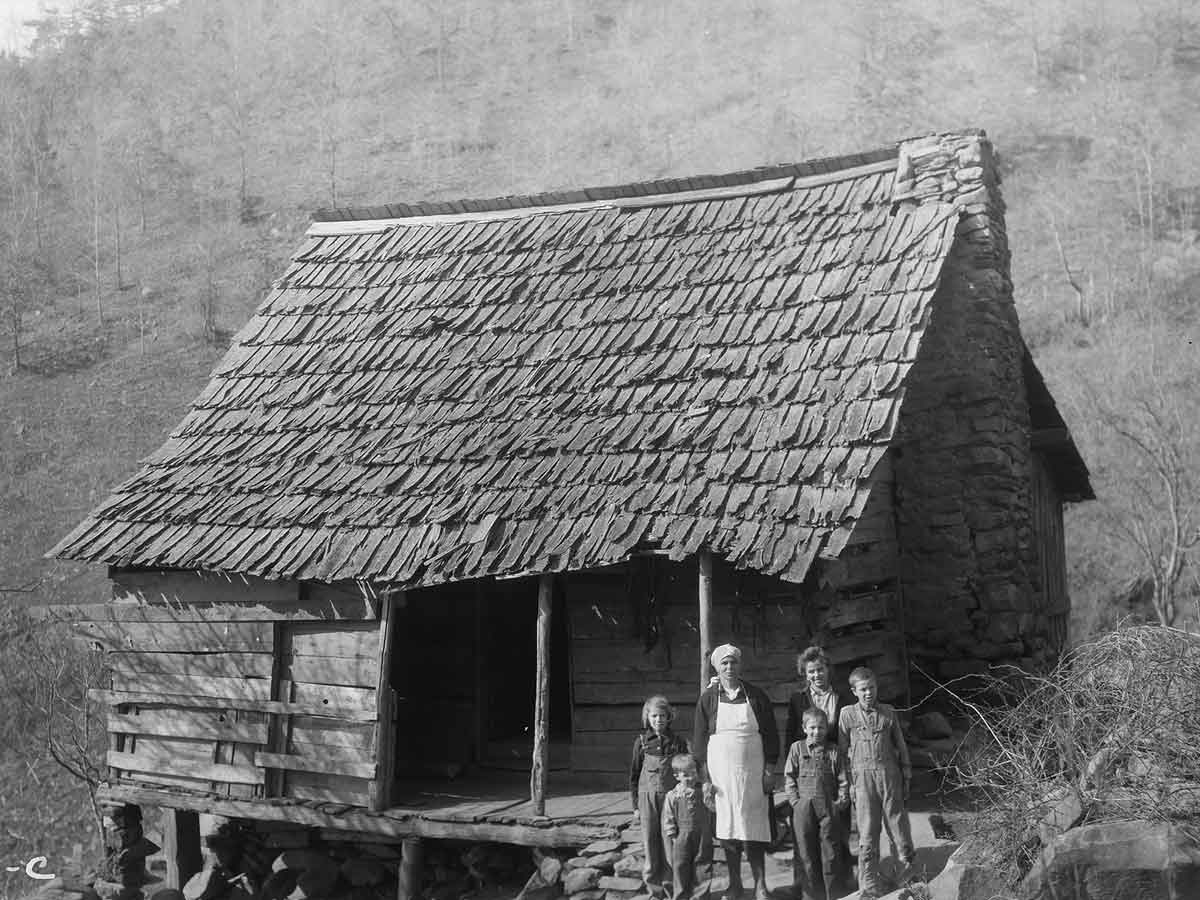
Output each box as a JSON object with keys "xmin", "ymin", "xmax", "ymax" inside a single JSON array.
[
  {"xmin": 108, "ymin": 651, "xmax": 274, "ymax": 679},
  {"xmin": 108, "ymin": 709, "xmax": 269, "ymax": 744},
  {"xmin": 108, "ymin": 749, "xmax": 264, "ymax": 786},
  {"xmin": 76, "ymin": 621, "xmax": 272, "ymax": 653},
  {"xmin": 110, "ymin": 672, "xmax": 272, "ymax": 701}
]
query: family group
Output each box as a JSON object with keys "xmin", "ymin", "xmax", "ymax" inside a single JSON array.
[{"xmin": 628, "ymin": 644, "xmax": 914, "ymax": 900}]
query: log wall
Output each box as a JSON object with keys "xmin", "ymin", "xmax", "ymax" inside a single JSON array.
[
  {"xmin": 84, "ymin": 571, "xmax": 384, "ymax": 806},
  {"xmin": 565, "ymin": 540, "xmax": 904, "ymax": 779}
]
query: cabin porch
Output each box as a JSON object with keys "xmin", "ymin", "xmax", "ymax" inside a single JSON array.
[{"xmin": 100, "ymin": 769, "xmax": 633, "ymax": 848}]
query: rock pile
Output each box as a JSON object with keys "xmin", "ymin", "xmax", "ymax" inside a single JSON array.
[{"xmin": 516, "ymin": 825, "xmax": 663, "ymax": 900}]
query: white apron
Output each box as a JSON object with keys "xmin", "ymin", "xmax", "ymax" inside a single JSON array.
[{"xmin": 708, "ymin": 692, "xmax": 771, "ymax": 842}]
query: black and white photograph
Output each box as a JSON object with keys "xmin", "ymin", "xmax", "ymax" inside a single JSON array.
[{"xmin": 1, "ymin": 2, "xmax": 1197, "ymax": 899}]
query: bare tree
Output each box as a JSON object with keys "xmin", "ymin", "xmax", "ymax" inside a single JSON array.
[{"xmin": 1093, "ymin": 393, "xmax": 1198, "ymax": 627}]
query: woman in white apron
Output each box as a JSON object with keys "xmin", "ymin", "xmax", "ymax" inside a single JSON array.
[{"xmin": 693, "ymin": 644, "xmax": 780, "ymax": 900}]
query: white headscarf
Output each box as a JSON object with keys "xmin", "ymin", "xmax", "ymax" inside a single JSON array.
[{"xmin": 710, "ymin": 643, "xmax": 741, "ymax": 670}]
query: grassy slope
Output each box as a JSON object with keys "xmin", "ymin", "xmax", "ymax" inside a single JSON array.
[{"xmin": 1, "ymin": 0, "xmax": 1197, "ymax": 868}]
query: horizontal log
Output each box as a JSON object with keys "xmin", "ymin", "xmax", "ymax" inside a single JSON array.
[
  {"xmin": 570, "ymin": 746, "xmax": 630, "ymax": 773},
  {"xmin": 108, "ymin": 750, "xmax": 264, "ymax": 785},
  {"xmin": 822, "ymin": 592, "xmax": 892, "ymax": 631},
  {"xmin": 256, "ymin": 751, "xmax": 376, "ymax": 780},
  {"xmin": 824, "ymin": 631, "xmax": 902, "ymax": 665},
  {"xmin": 75, "ymin": 621, "xmax": 272, "ymax": 653},
  {"xmin": 98, "ymin": 784, "xmax": 619, "ymax": 847},
  {"xmin": 111, "ymin": 672, "xmax": 272, "ymax": 701},
  {"xmin": 288, "ymin": 655, "xmax": 379, "ymax": 688},
  {"xmin": 290, "ymin": 717, "xmax": 376, "ymax": 750},
  {"xmin": 91, "ymin": 689, "xmax": 378, "ymax": 722},
  {"xmin": 291, "ymin": 625, "xmax": 380, "ymax": 659},
  {"xmin": 109, "ymin": 709, "xmax": 269, "ymax": 744},
  {"xmin": 109, "ymin": 651, "xmax": 274, "ymax": 679}
]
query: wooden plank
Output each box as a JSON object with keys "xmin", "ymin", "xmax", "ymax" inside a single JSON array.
[
  {"xmin": 823, "ymin": 592, "xmax": 892, "ymax": 631},
  {"xmin": 531, "ymin": 574, "xmax": 552, "ymax": 816},
  {"xmin": 571, "ymin": 745, "xmax": 632, "ymax": 773},
  {"xmin": 288, "ymin": 655, "xmax": 378, "ymax": 687},
  {"xmin": 45, "ymin": 595, "xmax": 371, "ymax": 623},
  {"xmin": 108, "ymin": 750, "xmax": 264, "ymax": 785},
  {"xmin": 99, "ymin": 784, "xmax": 620, "ymax": 848},
  {"xmin": 109, "ymin": 651, "xmax": 274, "ymax": 679},
  {"xmin": 75, "ymin": 621, "xmax": 272, "ymax": 653},
  {"xmin": 257, "ymin": 751, "xmax": 376, "ymax": 780},
  {"xmin": 290, "ymin": 624, "xmax": 379, "ymax": 659},
  {"xmin": 90, "ymin": 690, "xmax": 378, "ymax": 722},
  {"xmin": 291, "ymin": 682, "xmax": 376, "ymax": 710},
  {"xmin": 267, "ymin": 623, "xmax": 292, "ymax": 798},
  {"xmin": 290, "ymin": 716, "xmax": 376, "ymax": 750},
  {"xmin": 370, "ymin": 593, "xmax": 399, "ymax": 811},
  {"xmin": 108, "ymin": 709, "xmax": 269, "ymax": 744},
  {"xmin": 111, "ymin": 570, "xmax": 297, "ymax": 607},
  {"xmin": 286, "ymin": 770, "xmax": 370, "ymax": 806},
  {"xmin": 111, "ymin": 672, "xmax": 272, "ymax": 701}
]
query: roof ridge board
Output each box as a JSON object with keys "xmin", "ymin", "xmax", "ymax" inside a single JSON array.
[{"xmin": 308, "ymin": 157, "xmax": 899, "ymax": 236}]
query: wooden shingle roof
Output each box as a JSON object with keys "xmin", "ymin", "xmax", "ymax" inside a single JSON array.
[{"xmin": 52, "ymin": 153, "xmax": 963, "ymax": 587}]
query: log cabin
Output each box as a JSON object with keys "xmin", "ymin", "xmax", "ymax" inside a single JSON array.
[{"xmin": 48, "ymin": 130, "xmax": 1091, "ymax": 888}]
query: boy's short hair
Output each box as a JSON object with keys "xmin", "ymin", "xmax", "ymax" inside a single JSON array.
[
  {"xmin": 801, "ymin": 706, "xmax": 829, "ymax": 726},
  {"xmin": 641, "ymin": 694, "xmax": 674, "ymax": 728},
  {"xmin": 671, "ymin": 753, "xmax": 697, "ymax": 774},
  {"xmin": 797, "ymin": 646, "xmax": 830, "ymax": 671},
  {"xmin": 848, "ymin": 666, "xmax": 877, "ymax": 687}
]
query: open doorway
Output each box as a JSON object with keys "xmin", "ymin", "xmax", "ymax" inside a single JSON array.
[{"xmin": 481, "ymin": 577, "xmax": 571, "ymax": 770}]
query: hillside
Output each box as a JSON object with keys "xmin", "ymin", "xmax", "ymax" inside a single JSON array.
[{"xmin": 0, "ymin": 0, "xmax": 1198, "ymax": 871}]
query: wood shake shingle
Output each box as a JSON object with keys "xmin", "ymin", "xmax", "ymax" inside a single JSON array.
[{"xmin": 52, "ymin": 158, "xmax": 963, "ymax": 587}]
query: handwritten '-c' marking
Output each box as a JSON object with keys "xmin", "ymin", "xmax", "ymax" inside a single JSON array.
[{"xmin": 26, "ymin": 857, "xmax": 55, "ymax": 880}]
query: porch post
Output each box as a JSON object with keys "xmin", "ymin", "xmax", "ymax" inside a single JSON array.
[
  {"xmin": 531, "ymin": 573, "xmax": 553, "ymax": 815},
  {"xmin": 698, "ymin": 549, "xmax": 713, "ymax": 691},
  {"xmin": 370, "ymin": 590, "xmax": 401, "ymax": 812}
]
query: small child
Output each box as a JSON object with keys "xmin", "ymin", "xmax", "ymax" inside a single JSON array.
[
  {"xmin": 784, "ymin": 708, "xmax": 849, "ymax": 900},
  {"xmin": 661, "ymin": 754, "xmax": 713, "ymax": 900},
  {"xmin": 631, "ymin": 695, "xmax": 690, "ymax": 896},
  {"xmin": 837, "ymin": 667, "xmax": 914, "ymax": 900}
]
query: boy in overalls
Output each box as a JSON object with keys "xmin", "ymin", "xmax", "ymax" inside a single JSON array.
[
  {"xmin": 837, "ymin": 667, "xmax": 913, "ymax": 899},
  {"xmin": 784, "ymin": 708, "xmax": 848, "ymax": 900},
  {"xmin": 631, "ymin": 695, "xmax": 690, "ymax": 895},
  {"xmin": 662, "ymin": 754, "xmax": 713, "ymax": 900}
]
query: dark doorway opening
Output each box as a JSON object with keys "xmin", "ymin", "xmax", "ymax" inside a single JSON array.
[{"xmin": 482, "ymin": 577, "xmax": 571, "ymax": 769}]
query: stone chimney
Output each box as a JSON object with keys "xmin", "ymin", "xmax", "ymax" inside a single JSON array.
[{"xmin": 885, "ymin": 131, "xmax": 1055, "ymax": 688}]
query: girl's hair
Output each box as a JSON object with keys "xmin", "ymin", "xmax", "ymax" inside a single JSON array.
[
  {"xmin": 801, "ymin": 706, "xmax": 829, "ymax": 726},
  {"xmin": 797, "ymin": 646, "xmax": 830, "ymax": 671},
  {"xmin": 671, "ymin": 753, "xmax": 697, "ymax": 774},
  {"xmin": 848, "ymin": 666, "xmax": 877, "ymax": 687},
  {"xmin": 641, "ymin": 694, "xmax": 674, "ymax": 728}
]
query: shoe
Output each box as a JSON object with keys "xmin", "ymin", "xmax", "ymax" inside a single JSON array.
[{"xmin": 753, "ymin": 886, "xmax": 771, "ymax": 900}]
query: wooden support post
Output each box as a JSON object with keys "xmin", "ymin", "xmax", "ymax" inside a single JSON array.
[
  {"xmin": 397, "ymin": 835, "xmax": 423, "ymax": 900},
  {"xmin": 370, "ymin": 591, "xmax": 400, "ymax": 812},
  {"xmin": 530, "ymin": 573, "xmax": 553, "ymax": 816},
  {"xmin": 160, "ymin": 808, "xmax": 202, "ymax": 889},
  {"xmin": 698, "ymin": 549, "xmax": 714, "ymax": 692}
]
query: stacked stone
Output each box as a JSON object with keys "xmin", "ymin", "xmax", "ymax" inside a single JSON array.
[
  {"xmin": 890, "ymin": 130, "xmax": 1051, "ymax": 695},
  {"xmin": 558, "ymin": 826, "xmax": 649, "ymax": 900}
]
